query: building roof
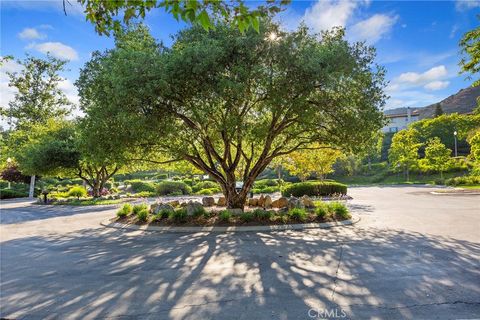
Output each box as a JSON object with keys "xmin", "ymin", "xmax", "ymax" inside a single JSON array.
[{"xmin": 384, "ymin": 107, "xmax": 420, "ymax": 118}]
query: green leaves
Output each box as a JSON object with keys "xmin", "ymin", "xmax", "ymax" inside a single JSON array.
[
  {"xmin": 459, "ymin": 17, "xmax": 480, "ymax": 86},
  {"xmin": 78, "ymin": 21, "xmax": 385, "ymax": 200},
  {"xmin": 76, "ymin": 0, "xmax": 290, "ymax": 36}
]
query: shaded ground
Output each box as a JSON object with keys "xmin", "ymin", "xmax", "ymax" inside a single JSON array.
[{"xmin": 1, "ymin": 186, "xmax": 479, "ymax": 319}]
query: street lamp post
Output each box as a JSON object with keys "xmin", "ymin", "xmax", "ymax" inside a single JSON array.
[{"xmin": 454, "ymin": 131, "xmax": 458, "ymax": 157}]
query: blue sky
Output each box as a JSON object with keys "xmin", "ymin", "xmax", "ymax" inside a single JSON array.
[{"xmin": 1, "ymin": 0, "xmax": 479, "ymax": 113}]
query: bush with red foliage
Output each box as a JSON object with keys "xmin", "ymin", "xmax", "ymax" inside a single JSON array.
[{"xmin": 0, "ymin": 165, "xmax": 30, "ymax": 183}]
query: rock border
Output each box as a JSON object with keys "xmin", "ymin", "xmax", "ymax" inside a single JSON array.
[{"xmin": 100, "ymin": 215, "xmax": 360, "ymax": 233}]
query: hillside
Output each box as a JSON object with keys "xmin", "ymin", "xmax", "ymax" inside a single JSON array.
[
  {"xmin": 385, "ymin": 86, "xmax": 479, "ymax": 119},
  {"xmin": 419, "ymin": 85, "xmax": 480, "ymax": 118}
]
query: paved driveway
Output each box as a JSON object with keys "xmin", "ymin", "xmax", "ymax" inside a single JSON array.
[{"xmin": 1, "ymin": 186, "xmax": 479, "ymax": 319}]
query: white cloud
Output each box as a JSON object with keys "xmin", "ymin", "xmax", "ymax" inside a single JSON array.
[
  {"xmin": 28, "ymin": 42, "xmax": 79, "ymax": 60},
  {"xmin": 349, "ymin": 14, "xmax": 398, "ymax": 44},
  {"xmin": 303, "ymin": 0, "xmax": 365, "ymax": 32},
  {"xmin": 385, "ymin": 89, "xmax": 441, "ymax": 109},
  {"xmin": 449, "ymin": 25, "xmax": 459, "ymax": 39},
  {"xmin": 424, "ymin": 80, "xmax": 450, "ymax": 91},
  {"xmin": 455, "ymin": 0, "xmax": 480, "ymax": 11},
  {"xmin": 18, "ymin": 27, "xmax": 46, "ymax": 40},
  {"xmin": 0, "ymin": 58, "xmax": 22, "ymax": 116},
  {"xmin": 398, "ymin": 65, "xmax": 448, "ymax": 84},
  {"xmin": 58, "ymin": 78, "xmax": 79, "ymax": 105}
]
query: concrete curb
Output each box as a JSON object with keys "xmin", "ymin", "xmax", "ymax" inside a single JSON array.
[
  {"xmin": 100, "ymin": 215, "xmax": 360, "ymax": 233},
  {"xmin": 430, "ymin": 191, "xmax": 480, "ymax": 195}
]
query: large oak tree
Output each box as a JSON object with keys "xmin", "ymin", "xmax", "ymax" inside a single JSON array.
[{"xmin": 77, "ymin": 22, "xmax": 386, "ymax": 209}]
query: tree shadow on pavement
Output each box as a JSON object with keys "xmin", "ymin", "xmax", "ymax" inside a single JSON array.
[{"xmin": 1, "ymin": 226, "xmax": 479, "ymax": 319}]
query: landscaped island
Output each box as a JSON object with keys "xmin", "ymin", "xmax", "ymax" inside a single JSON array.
[{"xmin": 114, "ymin": 192, "xmax": 351, "ymax": 227}]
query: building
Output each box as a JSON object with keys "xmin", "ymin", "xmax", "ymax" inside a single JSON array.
[{"xmin": 382, "ymin": 107, "xmax": 420, "ymax": 133}]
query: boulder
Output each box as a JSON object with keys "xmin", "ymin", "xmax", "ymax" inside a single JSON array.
[
  {"xmin": 202, "ymin": 197, "xmax": 215, "ymax": 207},
  {"xmin": 217, "ymin": 197, "xmax": 226, "ymax": 206},
  {"xmin": 248, "ymin": 198, "xmax": 259, "ymax": 206},
  {"xmin": 186, "ymin": 201, "xmax": 204, "ymax": 216},
  {"xmin": 258, "ymin": 194, "xmax": 265, "ymax": 207},
  {"xmin": 301, "ymin": 195, "xmax": 315, "ymax": 208},
  {"xmin": 272, "ymin": 197, "xmax": 288, "ymax": 208},
  {"xmin": 288, "ymin": 197, "xmax": 304, "ymax": 210},
  {"xmin": 153, "ymin": 203, "xmax": 174, "ymax": 214},
  {"xmin": 263, "ymin": 195, "xmax": 273, "ymax": 208}
]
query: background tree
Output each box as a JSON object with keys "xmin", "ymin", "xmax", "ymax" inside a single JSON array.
[
  {"xmin": 282, "ymin": 146, "xmax": 342, "ymax": 181},
  {"xmin": 73, "ymin": 0, "xmax": 290, "ymax": 35},
  {"xmin": 389, "ymin": 129, "xmax": 422, "ymax": 181},
  {"xmin": 0, "ymin": 55, "xmax": 71, "ymax": 130},
  {"xmin": 424, "ymin": 137, "xmax": 451, "ymax": 179},
  {"xmin": 77, "ymin": 22, "xmax": 386, "ymax": 209},
  {"xmin": 468, "ymin": 130, "xmax": 480, "ymax": 173},
  {"xmin": 1, "ymin": 54, "xmax": 72, "ymax": 198},
  {"xmin": 459, "ymin": 16, "xmax": 480, "ymax": 86},
  {"xmin": 14, "ymin": 120, "xmax": 123, "ymax": 197},
  {"xmin": 434, "ymin": 103, "xmax": 443, "ymax": 117},
  {"xmin": 409, "ymin": 113, "xmax": 480, "ymax": 155}
]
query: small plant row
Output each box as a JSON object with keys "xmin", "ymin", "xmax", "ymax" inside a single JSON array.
[{"xmin": 116, "ymin": 201, "xmax": 351, "ymax": 225}]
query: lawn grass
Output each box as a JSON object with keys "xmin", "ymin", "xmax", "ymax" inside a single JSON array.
[
  {"xmin": 458, "ymin": 184, "xmax": 480, "ymax": 190},
  {"xmin": 50, "ymin": 198, "xmax": 128, "ymax": 206},
  {"xmin": 334, "ymin": 171, "xmax": 465, "ymax": 186}
]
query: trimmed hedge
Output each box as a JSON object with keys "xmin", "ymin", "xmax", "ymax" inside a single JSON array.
[
  {"xmin": 125, "ymin": 179, "xmax": 157, "ymax": 193},
  {"xmin": 192, "ymin": 181, "xmax": 218, "ymax": 192},
  {"xmin": 281, "ymin": 181, "xmax": 347, "ymax": 197},
  {"xmin": 445, "ymin": 176, "xmax": 480, "ymax": 186},
  {"xmin": 0, "ymin": 189, "xmax": 28, "ymax": 199},
  {"xmin": 156, "ymin": 181, "xmax": 192, "ymax": 196}
]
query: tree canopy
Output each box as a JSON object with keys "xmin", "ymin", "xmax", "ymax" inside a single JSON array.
[
  {"xmin": 74, "ymin": 0, "xmax": 290, "ymax": 35},
  {"xmin": 77, "ymin": 22, "xmax": 386, "ymax": 208},
  {"xmin": 388, "ymin": 129, "xmax": 422, "ymax": 181},
  {"xmin": 460, "ymin": 16, "xmax": 480, "ymax": 86},
  {"xmin": 0, "ymin": 55, "xmax": 71, "ymax": 130}
]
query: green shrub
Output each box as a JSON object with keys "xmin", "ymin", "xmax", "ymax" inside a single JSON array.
[
  {"xmin": 157, "ymin": 181, "xmax": 192, "ymax": 196},
  {"xmin": 168, "ymin": 208, "xmax": 188, "ymax": 222},
  {"xmin": 131, "ymin": 191, "xmax": 156, "ymax": 198},
  {"xmin": 117, "ymin": 203, "xmax": 133, "ymax": 217},
  {"xmin": 182, "ymin": 178, "xmax": 193, "ymax": 186},
  {"xmin": 240, "ymin": 211, "xmax": 254, "ymax": 222},
  {"xmin": 68, "ymin": 186, "xmax": 87, "ymax": 199},
  {"xmin": 133, "ymin": 203, "xmax": 149, "ymax": 215},
  {"xmin": 254, "ymin": 179, "xmax": 279, "ymax": 188},
  {"xmin": 191, "ymin": 205, "xmax": 206, "ymax": 218},
  {"xmin": 252, "ymin": 209, "xmax": 272, "ymax": 220},
  {"xmin": 125, "ymin": 179, "xmax": 157, "ymax": 193},
  {"xmin": 288, "ymin": 208, "xmax": 308, "ymax": 222},
  {"xmin": 195, "ymin": 188, "xmax": 221, "ymax": 195},
  {"xmin": 329, "ymin": 202, "xmax": 350, "ymax": 219},
  {"xmin": 219, "ymin": 210, "xmax": 232, "ymax": 222},
  {"xmin": 445, "ymin": 176, "xmax": 480, "ymax": 186},
  {"xmin": 71, "ymin": 178, "xmax": 84, "ymax": 185},
  {"xmin": 57, "ymin": 179, "xmax": 73, "ymax": 186},
  {"xmin": 0, "ymin": 180, "xmax": 9, "ymax": 189},
  {"xmin": 155, "ymin": 173, "xmax": 168, "ymax": 180},
  {"xmin": 192, "ymin": 181, "xmax": 218, "ymax": 192},
  {"xmin": 137, "ymin": 209, "xmax": 149, "ymax": 222},
  {"xmin": 281, "ymin": 181, "xmax": 347, "ymax": 197},
  {"xmin": 315, "ymin": 202, "xmax": 331, "ymax": 219},
  {"xmin": 0, "ymin": 189, "xmax": 28, "ymax": 199},
  {"xmin": 203, "ymin": 210, "xmax": 212, "ymax": 219}
]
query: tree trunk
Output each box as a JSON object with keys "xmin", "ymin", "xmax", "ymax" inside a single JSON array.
[{"xmin": 29, "ymin": 175, "xmax": 36, "ymax": 199}]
